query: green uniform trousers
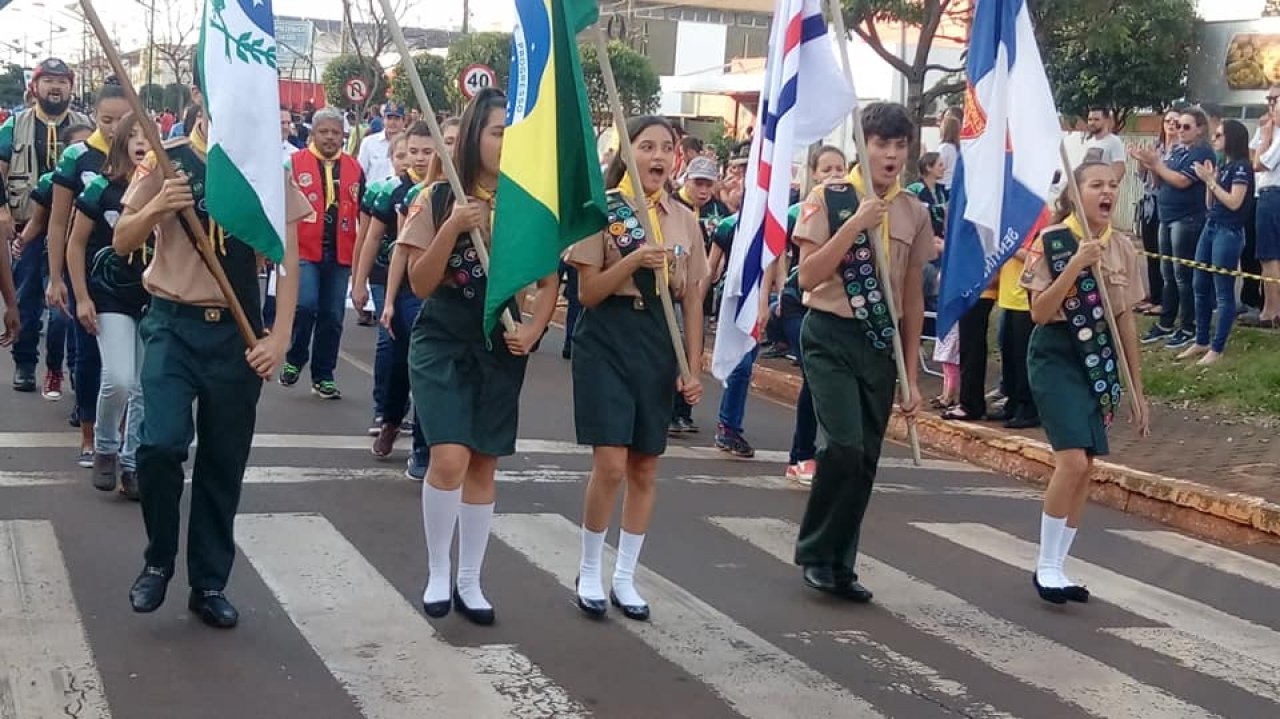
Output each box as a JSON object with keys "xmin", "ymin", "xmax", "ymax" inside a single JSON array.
[
  {"xmin": 794, "ymin": 309, "xmax": 896, "ymax": 575},
  {"xmin": 137, "ymin": 299, "xmax": 262, "ymax": 591}
]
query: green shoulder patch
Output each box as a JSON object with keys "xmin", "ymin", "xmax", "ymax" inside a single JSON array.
[{"xmin": 79, "ymin": 174, "xmax": 110, "ymax": 207}]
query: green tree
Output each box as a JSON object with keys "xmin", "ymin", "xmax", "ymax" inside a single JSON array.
[
  {"xmin": 579, "ymin": 40, "xmax": 662, "ymax": 132},
  {"xmin": 1028, "ymin": 0, "xmax": 1198, "ymax": 127},
  {"xmin": 322, "ymin": 54, "xmax": 387, "ymax": 113},
  {"xmin": 389, "ymin": 53, "xmax": 451, "ymax": 115},
  {"xmin": 444, "ymin": 32, "xmax": 512, "ymax": 110},
  {"xmin": 162, "ymin": 83, "xmax": 191, "ymax": 114},
  {"xmin": 138, "ymin": 84, "xmax": 166, "ymax": 112},
  {"xmin": 0, "ymin": 64, "xmax": 26, "ymax": 108},
  {"xmin": 839, "ymin": 0, "xmax": 971, "ymax": 179}
]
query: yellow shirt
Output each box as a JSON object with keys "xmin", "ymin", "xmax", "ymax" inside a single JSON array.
[{"xmin": 998, "ymin": 255, "xmax": 1030, "ymax": 311}]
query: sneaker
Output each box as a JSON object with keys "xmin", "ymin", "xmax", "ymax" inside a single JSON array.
[
  {"xmin": 1164, "ymin": 329, "xmax": 1194, "ymax": 350},
  {"xmin": 372, "ymin": 423, "xmax": 399, "ymax": 458},
  {"xmin": 368, "ymin": 416, "xmax": 383, "ymax": 437},
  {"xmin": 401, "ymin": 417, "xmax": 415, "ymax": 434},
  {"xmin": 311, "ymin": 380, "xmax": 342, "ymax": 400},
  {"xmin": 13, "ymin": 366, "xmax": 36, "ymax": 392},
  {"xmin": 405, "ymin": 452, "xmax": 428, "ymax": 481},
  {"xmin": 119, "ymin": 470, "xmax": 141, "ymax": 501},
  {"xmin": 1141, "ymin": 324, "xmax": 1175, "ymax": 344},
  {"xmin": 42, "ymin": 369, "xmax": 64, "ymax": 400},
  {"xmin": 714, "ymin": 424, "xmax": 756, "ymax": 458},
  {"xmin": 668, "ymin": 420, "xmax": 684, "ymax": 436},
  {"xmin": 92, "ymin": 453, "xmax": 118, "ymax": 491},
  {"xmin": 77, "ymin": 449, "xmax": 94, "ymax": 469},
  {"xmin": 786, "ymin": 459, "xmax": 815, "ymax": 486},
  {"xmin": 279, "ymin": 363, "xmax": 301, "ymax": 387},
  {"xmin": 678, "ymin": 417, "xmax": 699, "ymax": 433}
]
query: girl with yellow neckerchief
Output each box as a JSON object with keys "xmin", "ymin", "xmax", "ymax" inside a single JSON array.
[
  {"xmin": 1020, "ymin": 159, "xmax": 1150, "ymax": 605},
  {"xmin": 398, "ymin": 89, "xmax": 557, "ymax": 626},
  {"xmin": 565, "ymin": 115, "xmax": 709, "ymax": 621}
]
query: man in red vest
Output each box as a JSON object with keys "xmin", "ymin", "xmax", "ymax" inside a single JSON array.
[{"xmin": 281, "ymin": 107, "xmax": 366, "ymax": 399}]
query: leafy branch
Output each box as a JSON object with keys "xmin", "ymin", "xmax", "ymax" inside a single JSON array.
[{"xmin": 210, "ymin": 4, "xmax": 278, "ymax": 70}]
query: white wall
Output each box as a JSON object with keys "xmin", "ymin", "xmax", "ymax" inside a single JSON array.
[{"xmin": 661, "ymin": 21, "xmax": 730, "ymax": 116}]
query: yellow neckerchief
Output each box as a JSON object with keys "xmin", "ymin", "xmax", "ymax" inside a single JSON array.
[
  {"xmin": 472, "ymin": 184, "xmax": 497, "ymax": 243},
  {"xmin": 678, "ymin": 185, "xmax": 696, "ymax": 208},
  {"xmin": 86, "ymin": 129, "xmax": 109, "ymax": 155},
  {"xmin": 35, "ymin": 108, "xmax": 68, "ymax": 171},
  {"xmin": 1064, "ymin": 213, "xmax": 1113, "ymax": 249},
  {"xmin": 406, "ymin": 167, "xmax": 423, "ymax": 184},
  {"xmin": 617, "ymin": 174, "xmax": 668, "ymax": 289},
  {"xmin": 185, "ymin": 125, "xmax": 227, "ymax": 256},
  {"xmin": 847, "ymin": 166, "xmax": 902, "ymax": 256},
  {"xmin": 307, "ymin": 143, "xmax": 340, "ymax": 208}
]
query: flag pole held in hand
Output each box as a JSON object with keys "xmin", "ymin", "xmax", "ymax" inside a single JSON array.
[
  {"xmin": 828, "ymin": 0, "xmax": 922, "ymax": 465},
  {"xmin": 78, "ymin": 0, "xmax": 258, "ymax": 349},
  {"xmin": 376, "ymin": 0, "xmax": 516, "ymax": 334},
  {"xmin": 591, "ymin": 27, "xmax": 693, "ymax": 381}
]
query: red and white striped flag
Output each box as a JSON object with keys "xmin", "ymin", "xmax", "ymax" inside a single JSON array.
[{"xmin": 711, "ymin": 0, "xmax": 856, "ymax": 380}]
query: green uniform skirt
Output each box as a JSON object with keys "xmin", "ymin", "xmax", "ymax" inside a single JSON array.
[
  {"xmin": 1027, "ymin": 322, "xmax": 1109, "ymax": 457},
  {"xmin": 408, "ymin": 289, "xmax": 528, "ymax": 457},
  {"xmin": 572, "ymin": 294, "xmax": 677, "ymax": 457}
]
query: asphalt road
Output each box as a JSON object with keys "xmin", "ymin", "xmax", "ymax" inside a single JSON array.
[{"xmin": 2, "ymin": 317, "xmax": 1279, "ymax": 719}]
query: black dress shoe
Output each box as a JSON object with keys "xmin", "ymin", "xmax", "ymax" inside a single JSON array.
[
  {"xmin": 1032, "ymin": 572, "xmax": 1068, "ymax": 604},
  {"xmin": 453, "ymin": 589, "xmax": 495, "ymax": 626},
  {"xmin": 574, "ymin": 576, "xmax": 607, "ymax": 618},
  {"xmin": 830, "ymin": 566, "xmax": 874, "ymax": 602},
  {"xmin": 803, "ymin": 565, "xmax": 840, "ymax": 593},
  {"xmin": 188, "ymin": 590, "xmax": 239, "ymax": 628},
  {"xmin": 1062, "ymin": 584, "xmax": 1090, "ymax": 603},
  {"xmin": 609, "ymin": 590, "xmax": 650, "ymax": 621},
  {"xmin": 129, "ymin": 566, "xmax": 171, "ymax": 613}
]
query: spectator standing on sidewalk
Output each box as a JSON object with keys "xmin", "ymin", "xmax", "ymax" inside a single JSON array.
[
  {"xmin": 1084, "ymin": 106, "xmax": 1127, "ymax": 182},
  {"xmin": 1135, "ymin": 111, "xmax": 1179, "ymax": 316},
  {"xmin": 996, "ymin": 234, "xmax": 1040, "ymax": 428},
  {"xmin": 937, "ymin": 115, "xmax": 960, "ymax": 192},
  {"xmin": 1251, "ymin": 85, "xmax": 1280, "ymax": 327},
  {"xmin": 1131, "ymin": 108, "xmax": 1214, "ymax": 349}
]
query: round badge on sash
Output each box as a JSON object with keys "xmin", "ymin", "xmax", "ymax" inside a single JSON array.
[
  {"xmin": 873, "ymin": 304, "xmax": 887, "ymax": 316},
  {"xmin": 1094, "ymin": 380, "xmax": 1109, "ymax": 393},
  {"xmin": 609, "ymin": 222, "xmax": 625, "ymax": 236},
  {"xmin": 1101, "ymin": 346, "xmax": 1113, "ymax": 359},
  {"xmin": 472, "ymin": 265, "xmax": 484, "ymax": 278},
  {"xmin": 850, "ymin": 294, "xmax": 866, "ymax": 309},
  {"xmin": 843, "ymin": 269, "xmax": 859, "ymax": 282},
  {"xmin": 1065, "ymin": 297, "xmax": 1081, "ymax": 311},
  {"xmin": 860, "ymin": 265, "xmax": 873, "ymax": 276},
  {"xmin": 625, "ymin": 218, "xmax": 639, "ymax": 229},
  {"xmin": 462, "ymin": 287, "xmax": 477, "ymax": 299},
  {"xmin": 449, "ymin": 255, "xmax": 463, "ymax": 268},
  {"xmin": 854, "ymin": 308, "xmax": 869, "ymax": 320},
  {"xmin": 1078, "ymin": 327, "xmax": 1093, "ymax": 341},
  {"xmin": 867, "ymin": 290, "xmax": 882, "ymax": 303},
  {"xmin": 454, "ymin": 271, "xmax": 470, "ymax": 285},
  {"xmin": 616, "ymin": 207, "xmax": 633, "ymax": 219},
  {"xmin": 1092, "ymin": 306, "xmax": 1105, "ymax": 320},
  {"xmin": 1081, "ymin": 278, "xmax": 1096, "ymax": 291},
  {"xmin": 1085, "ymin": 354, "xmax": 1100, "ymax": 368},
  {"xmin": 1072, "ymin": 315, "xmax": 1087, "ymax": 327},
  {"xmin": 855, "ymin": 248, "xmax": 871, "ymax": 261},
  {"xmin": 864, "ymin": 278, "xmax": 878, "ymax": 290},
  {"xmin": 630, "ymin": 229, "xmax": 644, "ymax": 240}
]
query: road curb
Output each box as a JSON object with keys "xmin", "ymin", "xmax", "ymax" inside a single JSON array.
[{"xmin": 725, "ymin": 350, "xmax": 1280, "ymax": 544}]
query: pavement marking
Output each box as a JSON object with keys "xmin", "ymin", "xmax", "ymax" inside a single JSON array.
[
  {"xmin": 1101, "ymin": 627, "xmax": 1280, "ymax": 704},
  {"xmin": 0, "ymin": 520, "xmax": 111, "ymax": 719},
  {"xmin": 783, "ymin": 630, "xmax": 1018, "ymax": 719},
  {"xmin": 714, "ymin": 516, "xmax": 1213, "ymax": 719},
  {"xmin": 337, "ymin": 348, "xmax": 375, "ymax": 377},
  {"xmin": 491, "ymin": 513, "xmax": 884, "ymax": 719},
  {"xmin": 914, "ymin": 523, "xmax": 1280, "ymax": 671},
  {"xmin": 1107, "ymin": 529, "xmax": 1280, "ymax": 591},
  {"xmin": 237, "ymin": 513, "xmax": 586, "ymax": 719}
]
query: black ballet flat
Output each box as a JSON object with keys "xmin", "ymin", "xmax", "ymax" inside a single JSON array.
[
  {"xmin": 453, "ymin": 588, "xmax": 495, "ymax": 625},
  {"xmin": 1032, "ymin": 572, "xmax": 1068, "ymax": 605},
  {"xmin": 574, "ymin": 576, "xmax": 607, "ymax": 618},
  {"xmin": 609, "ymin": 590, "xmax": 650, "ymax": 622},
  {"xmin": 1062, "ymin": 584, "xmax": 1090, "ymax": 603},
  {"xmin": 422, "ymin": 588, "xmax": 451, "ymax": 618}
]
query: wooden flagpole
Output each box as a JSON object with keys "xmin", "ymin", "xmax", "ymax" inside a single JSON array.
[
  {"xmin": 828, "ymin": 0, "xmax": 923, "ymax": 465},
  {"xmin": 376, "ymin": 0, "xmax": 516, "ymax": 333},
  {"xmin": 592, "ymin": 27, "xmax": 693, "ymax": 380},
  {"xmin": 1058, "ymin": 143, "xmax": 1144, "ymax": 421},
  {"xmin": 78, "ymin": 0, "xmax": 258, "ymax": 349}
]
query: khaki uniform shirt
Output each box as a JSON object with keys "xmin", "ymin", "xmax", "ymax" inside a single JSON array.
[
  {"xmin": 396, "ymin": 188, "xmax": 495, "ymax": 290},
  {"xmin": 565, "ymin": 192, "xmax": 710, "ymax": 302},
  {"xmin": 124, "ymin": 140, "xmax": 313, "ymax": 307},
  {"xmin": 1019, "ymin": 226, "xmax": 1145, "ymax": 323},
  {"xmin": 793, "ymin": 185, "xmax": 936, "ymax": 318}
]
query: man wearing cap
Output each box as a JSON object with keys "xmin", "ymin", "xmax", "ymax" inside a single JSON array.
[
  {"xmin": 1, "ymin": 58, "xmax": 90, "ymax": 392},
  {"xmin": 357, "ymin": 102, "xmax": 406, "ymax": 184}
]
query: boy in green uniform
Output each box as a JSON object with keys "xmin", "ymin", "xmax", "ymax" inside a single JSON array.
[
  {"xmin": 791, "ymin": 103, "xmax": 933, "ymax": 601},
  {"xmin": 115, "ymin": 76, "xmax": 312, "ymax": 629}
]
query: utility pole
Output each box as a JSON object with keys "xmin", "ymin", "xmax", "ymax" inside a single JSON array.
[{"xmin": 462, "ymin": 0, "xmax": 469, "ymax": 34}]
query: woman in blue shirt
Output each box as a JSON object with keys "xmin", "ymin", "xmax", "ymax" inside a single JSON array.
[{"xmin": 1179, "ymin": 119, "xmax": 1253, "ymax": 365}]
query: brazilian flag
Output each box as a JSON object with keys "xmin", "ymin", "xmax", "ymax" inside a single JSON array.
[{"xmin": 484, "ymin": 0, "xmax": 609, "ymax": 336}]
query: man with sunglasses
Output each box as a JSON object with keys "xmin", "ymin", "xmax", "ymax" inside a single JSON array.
[{"xmin": 1249, "ymin": 85, "xmax": 1280, "ymax": 326}]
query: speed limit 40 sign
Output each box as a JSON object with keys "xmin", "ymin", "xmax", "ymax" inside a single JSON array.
[{"xmin": 459, "ymin": 64, "xmax": 498, "ymax": 100}]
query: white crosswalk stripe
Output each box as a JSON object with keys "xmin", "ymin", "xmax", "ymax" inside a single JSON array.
[
  {"xmin": 713, "ymin": 516, "xmax": 1213, "ymax": 719},
  {"xmin": 0, "ymin": 520, "xmax": 111, "ymax": 719},
  {"xmin": 491, "ymin": 512, "xmax": 885, "ymax": 719},
  {"xmin": 236, "ymin": 513, "xmax": 586, "ymax": 719},
  {"xmin": 1108, "ymin": 529, "xmax": 1280, "ymax": 591}
]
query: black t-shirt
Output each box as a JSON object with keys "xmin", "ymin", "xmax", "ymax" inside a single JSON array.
[
  {"xmin": 369, "ymin": 174, "xmax": 414, "ymax": 286},
  {"xmin": 51, "ymin": 139, "xmax": 107, "ymax": 202},
  {"xmin": 78, "ymin": 175, "xmax": 149, "ymax": 317}
]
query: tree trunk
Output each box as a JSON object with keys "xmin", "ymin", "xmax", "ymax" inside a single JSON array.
[{"xmin": 905, "ymin": 73, "xmax": 926, "ymax": 184}]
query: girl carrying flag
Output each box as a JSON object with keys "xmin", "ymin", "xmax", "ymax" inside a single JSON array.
[
  {"xmin": 566, "ymin": 115, "xmax": 709, "ymax": 620},
  {"xmin": 1020, "ymin": 159, "xmax": 1151, "ymax": 604},
  {"xmin": 398, "ymin": 89, "xmax": 556, "ymax": 625},
  {"xmin": 65, "ymin": 112, "xmax": 151, "ymax": 499}
]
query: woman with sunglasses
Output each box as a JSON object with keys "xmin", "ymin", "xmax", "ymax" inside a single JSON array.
[{"xmin": 1131, "ymin": 108, "xmax": 1215, "ymax": 350}]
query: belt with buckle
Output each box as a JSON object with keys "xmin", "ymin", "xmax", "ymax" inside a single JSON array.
[
  {"xmin": 632, "ymin": 297, "xmax": 646, "ymax": 311},
  {"xmin": 203, "ymin": 308, "xmax": 224, "ymax": 323}
]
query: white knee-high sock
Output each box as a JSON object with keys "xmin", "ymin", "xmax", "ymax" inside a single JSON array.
[
  {"xmin": 422, "ymin": 485, "xmax": 461, "ymax": 604},
  {"xmin": 577, "ymin": 527, "xmax": 607, "ymax": 602},
  {"xmin": 1057, "ymin": 525, "xmax": 1079, "ymax": 586},
  {"xmin": 1037, "ymin": 513, "xmax": 1067, "ymax": 588},
  {"xmin": 455, "ymin": 502, "xmax": 494, "ymax": 610},
  {"xmin": 611, "ymin": 530, "xmax": 647, "ymax": 607}
]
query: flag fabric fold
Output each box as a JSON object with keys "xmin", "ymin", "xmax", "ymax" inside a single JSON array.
[
  {"xmin": 485, "ymin": 0, "xmax": 609, "ymax": 337},
  {"xmin": 937, "ymin": 0, "xmax": 1060, "ymax": 337},
  {"xmin": 710, "ymin": 0, "xmax": 855, "ymax": 381},
  {"xmin": 198, "ymin": 0, "xmax": 287, "ymax": 262}
]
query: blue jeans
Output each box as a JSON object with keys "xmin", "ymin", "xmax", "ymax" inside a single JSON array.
[
  {"xmin": 1159, "ymin": 214, "xmax": 1204, "ymax": 333},
  {"xmin": 717, "ymin": 346, "xmax": 757, "ymax": 433},
  {"xmin": 286, "ymin": 259, "xmax": 351, "ymax": 383},
  {"xmin": 370, "ymin": 283, "xmax": 392, "ymax": 417},
  {"xmin": 785, "ymin": 312, "xmax": 816, "ymax": 464},
  {"xmin": 68, "ymin": 294, "xmax": 100, "ymax": 423},
  {"xmin": 384, "ymin": 288, "xmax": 425, "ymax": 451},
  {"xmin": 11, "ymin": 238, "xmax": 71, "ymax": 371},
  {"xmin": 1194, "ymin": 222, "xmax": 1245, "ymax": 353}
]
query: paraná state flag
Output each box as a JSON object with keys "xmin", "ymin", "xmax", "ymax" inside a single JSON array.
[
  {"xmin": 485, "ymin": 0, "xmax": 609, "ymax": 337},
  {"xmin": 198, "ymin": 0, "xmax": 287, "ymax": 262},
  {"xmin": 937, "ymin": 0, "xmax": 1060, "ymax": 336}
]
